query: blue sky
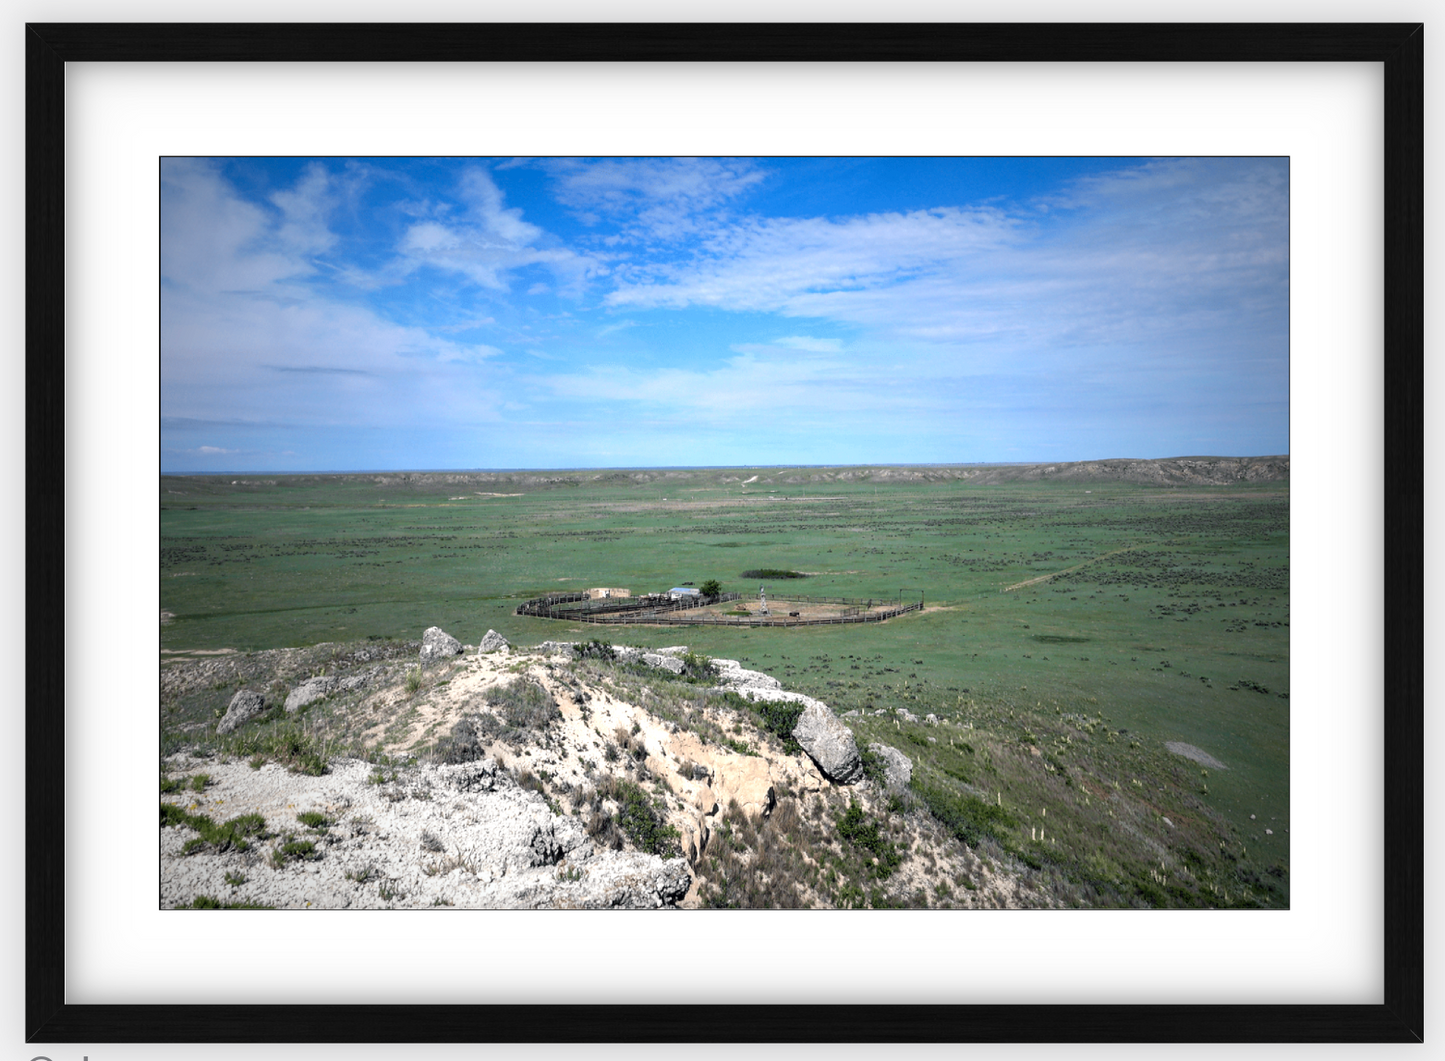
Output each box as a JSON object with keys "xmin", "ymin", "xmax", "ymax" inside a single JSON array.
[{"xmin": 160, "ymin": 156, "xmax": 1288, "ymax": 472}]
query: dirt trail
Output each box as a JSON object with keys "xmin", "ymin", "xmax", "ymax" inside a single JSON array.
[{"xmin": 1002, "ymin": 546, "xmax": 1140, "ymax": 593}]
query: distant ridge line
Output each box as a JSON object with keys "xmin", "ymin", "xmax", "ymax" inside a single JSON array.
[{"xmin": 161, "ymin": 455, "xmax": 1290, "ymax": 488}]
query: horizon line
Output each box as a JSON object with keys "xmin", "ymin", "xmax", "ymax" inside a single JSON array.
[{"xmin": 159, "ymin": 454, "xmax": 1290, "ymax": 477}]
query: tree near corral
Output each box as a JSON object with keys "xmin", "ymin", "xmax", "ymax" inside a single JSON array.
[{"xmin": 699, "ymin": 579, "xmax": 722, "ymax": 598}]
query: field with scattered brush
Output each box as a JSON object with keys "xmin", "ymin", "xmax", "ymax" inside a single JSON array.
[{"xmin": 161, "ymin": 462, "xmax": 1289, "ymax": 908}]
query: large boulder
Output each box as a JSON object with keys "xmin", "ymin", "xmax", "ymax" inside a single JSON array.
[
  {"xmin": 711, "ymin": 658, "xmax": 782, "ymax": 693},
  {"xmin": 867, "ymin": 742, "xmax": 913, "ymax": 792},
  {"xmin": 419, "ymin": 626, "xmax": 463, "ymax": 662},
  {"xmin": 478, "ymin": 629, "xmax": 510, "ymax": 654},
  {"xmin": 217, "ymin": 688, "xmax": 266, "ymax": 734},
  {"xmin": 285, "ymin": 676, "xmax": 338, "ymax": 713},
  {"xmin": 791, "ymin": 701, "xmax": 864, "ymax": 784},
  {"xmin": 641, "ymin": 652, "xmax": 685, "ymax": 675}
]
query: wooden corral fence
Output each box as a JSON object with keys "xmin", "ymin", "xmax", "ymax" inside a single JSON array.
[
  {"xmin": 515, "ymin": 591, "xmax": 921, "ymax": 628},
  {"xmin": 516, "ymin": 592, "xmax": 742, "ymax": 621}
]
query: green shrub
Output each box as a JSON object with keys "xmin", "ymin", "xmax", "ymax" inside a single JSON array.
[
  {"xmin": 679, "ymin": 651, "xmax": 715, "ymax": 683},
  {"xmin": 296, "ymin": 811, "xmax": 331, "ymax": 830},
  {"xmin": 699, "ymin": 579, "xmax": 722, "ymax": 598},
  {"xmin": 858, "ymin": 744, "xmax": 888, "ymax": 785},
  {"xmin": 190, "ymin": 773, "xmax": 210, "ymax": 792},
  {"xmin": 161, "ymin": 802, "xmax": 188, "ymax": 828},
  {"xmin": 486, "ymin": 679, "xmax": 559, "ymax": 731},
  {"xmin": 576, "ymin": 639, "xmax": 616, "ymax": 662},
  {"xmin": 160, "ymin": 777, "xmax": 181, "ymax": 793},
  {"xmin": 162, "ymin": 804, "xmax": 268, "ymax": 854},
  {"xmin": 276, "ymin": 839, "xmax": 318, "ymax": 862},
  {"xmin": 912, "ymin": 782, "xmax": 1015, "ymax": 849},
  {"xmin": 614, "ymin": 780, "xmax": 681, "ymax": 857},
  {"xmin": 835, "ymin": 802, "xmax": 902, "ymax": 879},
  {"xmin": 220, "ymin": 721, "xmax": 330, "ymax": 775},
  {"xmin": 180, "ymin": 895, "xmax": 274, "ymax": 910},
  {"xmin": 740, "ymin": 569, "xmax": 806, "ymax": 580},
  {"xmin": 748, "ymin": 698, "xmax": 804, "ymax": 755},
  {"xmin": 433, "ymin": 716, "xmax": 486, "ymax": 764}
]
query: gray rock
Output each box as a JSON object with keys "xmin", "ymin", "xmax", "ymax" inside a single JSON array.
[
  {"xmin": 335, "ymin": 670, "xmax": 375, "ymax": 693},
  {"xmin": 867, "ymin": 742, "xmax": 913, "ymax": 791},
  {"xmin": 536, "ymin": 640, "xmax": 578, "ymax": 657},
  {"xmin": 217, "ymin": 688, "xmax": 266, "ymax": 734},
  {"xmin": 478, "ymin": 629, "xmax": 510, "ymax": 654},
  {"xmin": 925, "ymin": 713, "xmax": 939, "ymax": 726},
  {"xmin": 285, "ymin": 676, "xmax": 338, "ymax": 713},
  {"xmin": 710, "ymin": 658, "xmax": 782, "ymax": 693},
  {"xmin": 897, "ymin": 708, "xmax": 920, "ymax": 723},
  {"xmin": 791, "ymin": 701, "xmax": 864, "ymax": 784},
  {"xmin": 419, "ymin": 626, "xmax": 463, "ymax": 662},
  {"xmin": 642, "ymin": 652, "xmax": 685, "ymax": 674}
]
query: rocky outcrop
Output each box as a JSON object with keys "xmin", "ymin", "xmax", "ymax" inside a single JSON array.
[
  {"xmin": 478, "ymin": 629, "xmax": 510, "ymax": 654},
  {"xmin": 283, "ymin": 669, "xmax": 378, "ymax": 713},
  {"xmin": 791, "ymin": 701, "xmax": 864, "ymax": 784},
  {"xmin": 160, "ymin": 753, "xmax": 692, "ymax": 911},
  {"xmin": 285, "ymin": 676, "xmax": 338, "ymax": 713},
  {"xmin": 217, "ymin": 689, "xmax": 266, "ymax": 735},
  {"xmin": 641, "ymin": 652, "xmax": 684, "ymax": 674},
  {"xmin": 867, "ymin": 742, "xmax": 913, "ymax": 792},
  {"xmin": 710, "ymin": 658, "xmax": 782, "ymax": 694},
  {"xmin": 419, "ymin": 626, "xmax": 462, "ymax": 662}
]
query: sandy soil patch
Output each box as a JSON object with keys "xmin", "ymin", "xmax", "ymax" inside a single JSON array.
[{"xmin": 1164, "ymin": 742, "xmax": 1228, "ymax": 769}]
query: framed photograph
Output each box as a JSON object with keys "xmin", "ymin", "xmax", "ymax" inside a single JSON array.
[{"xmin": 28, "ymin": 22, "xmax": 1422, "ymax": 1046}]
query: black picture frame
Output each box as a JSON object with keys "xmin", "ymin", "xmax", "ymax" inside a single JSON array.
[{"xmin": 26, "ymin": 22, "xmax": 1423, "ymax": 1044}]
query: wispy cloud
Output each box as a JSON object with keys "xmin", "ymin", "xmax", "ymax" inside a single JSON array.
[
  {"xmin": 162, "ymin": 160, "xmax": 516, "ymax": 439},
  {"xmin": 774, "ymin": 335, "xmax": 843, "ymax": 353},
  {"xmin": 546, "ymin": 157, "xmax": 766, "ymax": 240},
  {"xmin": 604, "ymin": 206, "xmax": 1018, "ymax": 316},
  {"xmin": 267, "ymin": 365, "xmax": 371, "ymax": 375},
  {"xmin": 396, "ymin": 168, "xmax": 598, "ymax": 294}
]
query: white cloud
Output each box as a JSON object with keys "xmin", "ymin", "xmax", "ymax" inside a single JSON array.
[
  {"xmin": 595, "ymin": 319, "xmax": 638, "ymax": 338},
  {"xmin": 604, "ymin": 206, "xmax": 1017, "ymax": 314},
  {"xmin": 600, "ymin": 158, "xmax": 1287, "ymax": 357},
  {"xmin": 268, "ymin": 161, "xmax": 339, "ymax": 259},
  {"xmin": 162, "ymin": 160, "xmax": 515, "ymax": 432},
  {"xmin": 161, "ymin": 158, "xmax": 310, "ymax": 295},
  {"xmin": 774, "ymin": 335, "xmax": 843, "ymax": 353},
  {"xmin": 395, "ymin": 167, "xmax": 598, "ymax": 293},
  {"xmin": 546, "ymin": 157, "xmax": 766, "ymax": 240},
  {"xmin": 194, "ymin": 446, "xmax": 239, "ymax": 455}
]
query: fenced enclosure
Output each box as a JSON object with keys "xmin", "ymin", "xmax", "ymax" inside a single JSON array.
[{"xmin": 515, "ymin": 590, "xmax": 921, "ymax": 628}]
